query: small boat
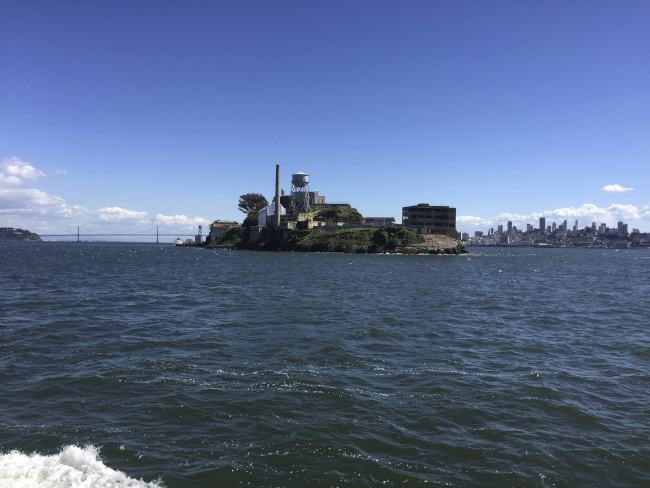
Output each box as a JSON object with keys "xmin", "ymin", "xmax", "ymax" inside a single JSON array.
[{"xmin": 174, "ymin": 238, "xmax": 183, "ymax": 246}]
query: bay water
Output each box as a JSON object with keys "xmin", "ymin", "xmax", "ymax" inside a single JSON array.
[{"xmin": 1, "ymin": 242, "xmax": 648, "ymax": 487}]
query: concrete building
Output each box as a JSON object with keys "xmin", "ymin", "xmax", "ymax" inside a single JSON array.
[
  {"xmin": 402, "ymin": 204, "xmax": 456, "ymax": 238},
  {"xmin": 362, "ymin": 217, "xmax": 396, "ymax": 226},
  {"xmin": 539, "ymin": 217, "xmax": 546, "ymax": 233},
  {"xmin": 209, "ymin": 220, "xmax": 239, "ymax": 241},
  {"xmin": 309, "ymin": 191, "xmax": 326, "ymax": 206},
  {"xmin": 258, "ymin": 203, "xmax": 286, "ymax": 227}
]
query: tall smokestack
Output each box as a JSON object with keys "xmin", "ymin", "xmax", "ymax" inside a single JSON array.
[{"xmin": 274, "ymin": 164, "xmax": 281, "ymax": 228}]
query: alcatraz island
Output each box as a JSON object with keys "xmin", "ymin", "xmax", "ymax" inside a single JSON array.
[{"xmin": 205, "ymin": 165, "xmax": 466, "ymax": 255}]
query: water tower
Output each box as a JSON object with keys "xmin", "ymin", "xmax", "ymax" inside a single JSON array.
[{"xmin": 291, "ymin": 172, "xmax": 310, "ymax": 212}]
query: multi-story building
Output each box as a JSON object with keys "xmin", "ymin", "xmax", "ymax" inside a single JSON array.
[{"xmin": 402, "ymin": 204, "xmax": 456, "ymax": 238}]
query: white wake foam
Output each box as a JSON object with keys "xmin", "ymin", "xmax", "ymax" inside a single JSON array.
[{"xmin": 0, "ymin": 445, "xmax": 164, "ymax": 488}]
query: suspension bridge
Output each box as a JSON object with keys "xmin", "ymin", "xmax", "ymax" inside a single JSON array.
[{"xmin": 39, "ymin": 226, "xmax": 200, "ymax": 243}]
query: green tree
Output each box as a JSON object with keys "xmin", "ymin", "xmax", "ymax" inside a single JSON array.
[
  {"xmin": 242, "ymin": 213, "xmax": 259, "ymax": 227},
  {"xmin": 238, "ymin": 193, "xmax": 268, "ymax": 215},
  {"xmin": 373, "ymin": 228, "xmax": 389, "ymax": 246}
]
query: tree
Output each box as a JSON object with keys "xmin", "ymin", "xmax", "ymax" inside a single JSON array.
[
  {"xmin": 242, "ymin": 213, "xmax": 259, "ymax": 227},
  {"xmin": 238, "ymin": 193, "xmax": 268, "ymax": 215}
]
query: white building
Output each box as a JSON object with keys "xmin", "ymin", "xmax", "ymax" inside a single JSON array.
[{"xmin": 258, "ymin": 203, "xmax": 286, "ymax": 227}]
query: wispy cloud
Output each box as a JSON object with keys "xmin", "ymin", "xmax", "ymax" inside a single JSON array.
[{"xmin": 601, "ymin": 183, "xmax": 633, "ymax": 192}]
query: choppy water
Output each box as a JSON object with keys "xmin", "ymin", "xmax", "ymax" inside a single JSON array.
[{"xmin": 1, "ymin": 242, "xmax": 648, "ymax": 487}]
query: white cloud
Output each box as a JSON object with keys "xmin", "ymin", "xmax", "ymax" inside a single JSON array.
[
  {"xmin": 153, "ymin": 214, "xmax": 210, "ymax": 228},
  {"xmin": 0, "ymin": 159, "xmax": 85, "ymax": 219},
  {"xmin": 456, "ymin": 215, "xmax": 493, "ymax": 228},
  {"xmin": 1, "ymin": 157, "xmax": 45, "ymax": 186},
  {"xmin": 0, "ymin": 187, "xmax": 68, "ymax": 209},
  {"xmin": 97, "ymin": 206, "xmax": 149, "ymax": 222},
  {"xmin": 601, "ymin": 183, "xmax": 633, "ymax": 192},
  {"xmin": 0, "ymin": 173, "xmax": 23, "ymax": 187}
]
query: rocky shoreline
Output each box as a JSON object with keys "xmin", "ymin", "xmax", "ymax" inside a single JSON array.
[{"xmin": 399, "ymin": 234, "xmax": 468, "ymax": 254}]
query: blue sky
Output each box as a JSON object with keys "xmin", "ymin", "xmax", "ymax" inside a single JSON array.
[{"xmin": 2, "ymin": 0, "xmax": 649, "ymax": 240}]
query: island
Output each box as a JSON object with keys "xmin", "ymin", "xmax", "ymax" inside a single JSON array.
[
  {"xmin": 0, "ymin": 227, "xmax": 42, "ymax": 241},
  {"xmin": 209, "ymin": 226, "xmax": 466, "ymax": 254},
  {"xmin": 205, "ymin": 165, "xmax": 466, "ymax": 255}
]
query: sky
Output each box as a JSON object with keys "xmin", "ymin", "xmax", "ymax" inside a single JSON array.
[{"xmin": 2, "ymin": 0, "xmax": 649, "ymax": 240}]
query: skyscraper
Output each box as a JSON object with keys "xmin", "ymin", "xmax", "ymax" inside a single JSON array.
[{"xmin": 539, "ymin": 217, "xmax": 546, "ymax": 233}]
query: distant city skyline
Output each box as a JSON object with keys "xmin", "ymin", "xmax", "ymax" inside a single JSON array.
[
  {"xmin": 2, "ymin": 1, "xmax": 648, "ymax": 237},
  {"xmin": 468, "ymin": 218, "xmax": 637, "ymax": 238},
  {"xmin": 461, "ymin": 209, "xmax": 646, "ymax": 237}
]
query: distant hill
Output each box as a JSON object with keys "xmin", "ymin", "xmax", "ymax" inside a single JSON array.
[{"xmin": 0, "ymin": 227, "xmax": 42, "ymax": 241}]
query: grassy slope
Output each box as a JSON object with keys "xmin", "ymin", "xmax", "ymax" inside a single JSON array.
[
  {"xmin": 211, "ymin": 226, "xmax": 469, "ymax": 254},
  {"xmin": 269, "ymin": 227, "xmax": 425, "ymax": 253}
]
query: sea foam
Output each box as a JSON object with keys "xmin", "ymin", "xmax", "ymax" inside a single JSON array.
[{"xmin": 0, "ymin": 445, "xmax": 163, "ymax": 488}]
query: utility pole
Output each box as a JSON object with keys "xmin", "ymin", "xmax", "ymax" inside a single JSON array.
[
  {"xmin": 77, "ymin": 226, "xmax": 80, "ymax": 242},
  {"xmin": 156, "ymin": 226, "xmax": 159, "ymax": 244}
]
